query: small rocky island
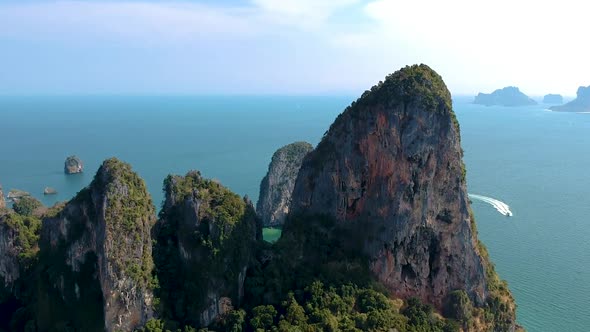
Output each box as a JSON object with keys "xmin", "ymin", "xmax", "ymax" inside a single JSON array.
[
  {"xmin": 550, "ymin": 85, "xmax": 590, "ymax": 112},
  {"xmin": 64, "ymin": 155, "xmax": 83, "ymax": 174},
  {"xmin": 543, "ymin": 94, "xmax": 563, "ymax": 104},
  {"xmin": 43, "ymin": 187, "xmax": 57, "ymax": 195},
  {"xmin": 474, "ymin": 86, "xmax": 537, "ymax": 106},
  {"xmin": 257, "ymin": 141, "xmax": 313, "ymax": 227}
]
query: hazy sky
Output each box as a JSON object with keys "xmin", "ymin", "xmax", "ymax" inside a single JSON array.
[{"xmin": 0, "ymin": 0, "xmax": 588, "ymax": 96}]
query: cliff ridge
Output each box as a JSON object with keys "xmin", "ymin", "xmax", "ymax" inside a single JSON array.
[{"xmin": 37, "ymin": 158, "xmax": 155, "ymax": 331}]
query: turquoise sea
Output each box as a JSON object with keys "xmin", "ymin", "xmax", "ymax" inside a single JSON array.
[{"xmin": 1, "ymin": 95, "xmax": 589, "ymax": 331}]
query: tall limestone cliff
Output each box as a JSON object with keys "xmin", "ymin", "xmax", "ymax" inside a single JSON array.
[
  {"xmin": 0, "ymin": 214, "xmax": 22, "ymax": 330},
  {"xmin": 153, "ymin": 171, "xmax": 260, "ymax": 328},
  {"xmin": 1, "ymin": 210, "xmax": 41, "ymax": 291},
  {"xmin": 0, "ymin": 212, "xmax": 23, "ymax": 298},
  {"xmin": 0, "ymin": 209, "xmax": 41, "ymax": 331},
  {"xmin": 287, "ymin": 64, "xmax": 517, "ymax": 330},
  {"xmin": 37, "ymin": 158, "xmax": 155, "ymax": 332},
  {"xmin": 257, "ymin": 142, "xmax": 313, "ymax": 227}
]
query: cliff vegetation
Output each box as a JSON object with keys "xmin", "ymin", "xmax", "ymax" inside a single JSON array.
[{"xmin": 153, "ymin": 171, "xmax": 259, "ymax": 328}]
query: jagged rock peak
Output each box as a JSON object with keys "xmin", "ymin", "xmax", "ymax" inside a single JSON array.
[
  {"xmin": 257, "ymin": 141, "xmax": 313, "ymax": 227},
  {"xmin": 352, "ymin": 64, "xmax": 452, "ymax": 115},
  {"xmin": 287, "ymin": 64, "xmax": 516, "ymax": 330},
  {"xmin": 38, "ymin": 157, "xmax": 155, "ymax": 332},
  {"xmin": 154, "ymin": 170, "xmax": 260, "ymax": 327}
]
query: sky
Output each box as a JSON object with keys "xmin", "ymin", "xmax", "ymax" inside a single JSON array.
[{"xmin": 0, "ymin": 0, "xmax": 588, "ymax": 96}]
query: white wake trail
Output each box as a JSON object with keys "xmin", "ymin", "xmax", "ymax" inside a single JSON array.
[{"xmin": 468, "ymin": 194, "xmax": 513, "ymax": 217}]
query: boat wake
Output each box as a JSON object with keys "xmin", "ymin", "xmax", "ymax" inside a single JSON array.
[{"xmin": 468, "ymin": 194, "xmax": 513, "ymax": 217}]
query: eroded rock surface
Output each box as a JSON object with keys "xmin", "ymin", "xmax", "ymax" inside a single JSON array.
[
  {"xmin": 0, "ymin": 214, "xmax": 21, "ymax": 294},
  {"xmin": 257, "ymin": 142, "xmax": 313, "ymax": 227},
  {"xmin": 287, "ymin": 64, "xmax": 516, "ymax": 330},
  {"xmin": 38, "ymin": 158, "xmax": 155, "ymax": 331}
]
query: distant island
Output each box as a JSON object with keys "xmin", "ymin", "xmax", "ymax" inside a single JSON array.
[
  {"xmin": 474, "ymin": 86, "xmax": 537, "ymax": 106},
  {"xmin": 64, "ymin": 155, "xmax": 83, "ymax": 174},
  {"xmin": 543, "ymin": 94, "xmax": 563, "ymax": 104},
  {"xmin": 43, "ymin": 187, "xmax": 57, "ymax": 195},
  {"xmin": 550, "ymin": 85, "xmax": 590, "ymax": 112}
]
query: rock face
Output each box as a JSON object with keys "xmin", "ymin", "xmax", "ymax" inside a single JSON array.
[
  {"xmin": 37, "ymin": 158, "xmax": 155, "ymax": 331},
  {"xmin": 0, "ymin": 214, "xmax": 21, "ymax": 295},
  {"xmin": 474, "ymin": 86, "xmax": 537, "ymax": 106},
  {"xmin": 257, "ymin": 142, "xmax": 313, "ymax": 227},
  {"xmin": 0, "ymin": 185, "xmax": 4, "ymax": 209},
  {"xmin": 287, "ymin": 65, "xmax": 516, "ymax": 328},
  {"xmin": 64, "ymin": 155, "xmax": 83, "ymax": 174},
  {"xmin": 550, "ymin": 85, "xmax": 590, "ymax": 112},
  {"xmin": 0, "ymin": 208, "xmax": 41, "ymax": 331},
  {"xmin": 543, "ymin": 94, "xmax": 563, "ymax": 104},
  {"xmin": 154, "ymin": 171, "xmax": 260, "ymax": 328}
]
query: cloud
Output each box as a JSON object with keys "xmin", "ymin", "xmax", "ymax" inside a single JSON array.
[
  {"xmin": 0, "ymin": 1, "xmax": 263, "ymax": 44},
  {"xmin": 0, "ymin": 0, "xmax": 371, "ymax": 94},
  {"xmin": 0, "ymin": 0, "xmax": 588, "ymax": 95},
  {"xmin": 0, "ymin": 0, "xmax": 362, "ymax": 43},
  {"xmin": 363, "ymin": 0, "xmax": 586, "ymax": 48},
  {"xmin": 252, "ymin": 0, "xmax": 361, "ymax": 28},
  {"xmin": 337, "ymin": 0, "xmax": 590, "ymax": 94}
]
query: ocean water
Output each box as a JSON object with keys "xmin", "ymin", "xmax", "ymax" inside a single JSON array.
[{"xmin": 1, "ymin": 95, "xmax": 589, "ymax": 331}]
